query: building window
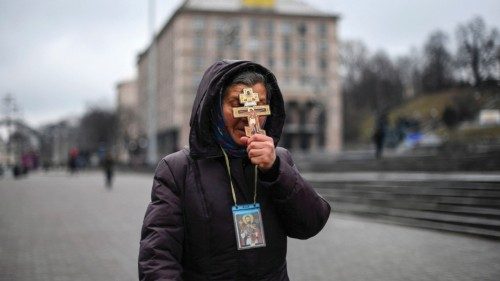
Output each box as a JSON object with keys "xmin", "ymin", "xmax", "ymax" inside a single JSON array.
[
  {"xmin": 216, "ymin": 19, "xmax": 226, "ymax": 49},
  {"xmin": 319, "ymin": 40, "xmax": 328, "ymax": 54},
  {"xmin": 318, "ymin": 22, "xmax": 327, "ymax": 37},
  {"xmin": 299, "ymin": 39, "xmax": 307, "ymax": 53},
  {"xmin": 192, "ymin": 75, "xmax": 203, "ymax": 88},
  {"xmin": 194, "ymin": 34, "xmax": 205, "ymax": 50},
  {"xmin": 281, "ymin": 21, "xmax": 291, "ymax": 34},
  {"xmin": 319, "ymin": 59, "xmax": 328, "ymax": 70},
  {"xmin": 266, "ymin": 19, "xmax": 274, "ymax": 36},
  {"xmin": 300, "ymin": 74, "xmax": 310, "ymax": 85},
  {"xmin": 193, "ymin": 56, "xmax": 205, "ymax": 70},
  {"xmin": 217, "ymin": 33, "xmax": 225, "ymax": 48},
  {"xmin": 265, "ymin": 39, "xmax": 274, "ymax": 53},
  {"xmin": 226, "ymin": 22, "xmax": 240, "ymax": 48},
  {"xmin": 299, "ymin": 57, "xmax": 307, "ymax": 68},
  {"xmin": 284, "ymin": 56, "xmax": 292, "ymax": 68},
  {"xmin": 297, "ymin": 22, "xmax": 307, "ymax": 36},
  {"xmin": 283, "ymin": 35, "xmax": 291, "ymax": 53},
  {"xmin": 321, "ymin": 75, "xmax": 328, "ymax": 86},
  {"xmin": 193, "ymin": 17, "xmax": 205, "ymax": 31},
  {"xmin": 216, "ymin": 19, "xmax": 240, "ymax": 50},
  {"xmin": 215, "ymin": 19, "xmax": 226, "ymax": 33},
  {"xmin": 250, "ymin": 18, "xmax": 260, "ymax": 37},
  {"xmin": 251, "ymin": 52, "xmax": 259, "ymax": 64},
  {"xmin": 268, "ymin": 57, "xmax": 274, "ymax": 68},
  {"xmin": 249, "ymin": 38, "xmax": 260, "ymax": 51}
]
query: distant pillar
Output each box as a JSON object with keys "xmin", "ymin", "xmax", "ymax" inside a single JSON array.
[{"xmin": 146, "ymin": 0, "xmax": 158, "ymax": 166}]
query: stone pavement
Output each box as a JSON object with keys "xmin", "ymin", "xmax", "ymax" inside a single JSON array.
[
  {"xmin": 301, "ymin": 171, "xmax": 500, "ymax": 182},
  {"xmin": 1, "ymin": 171, "xmax": 499, "ymax": 281}
]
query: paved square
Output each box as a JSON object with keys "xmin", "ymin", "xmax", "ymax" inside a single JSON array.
[{"xmin": 1, "ymin": 171, "xmax": 499, "ymax": 280}]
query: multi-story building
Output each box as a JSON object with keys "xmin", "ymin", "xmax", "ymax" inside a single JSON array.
[
  {"xmin": 137, "ymin": 0, "xmax": 341, "ymax": 157},
  {"xmin": 39, "ymin": 118, "xmax": 79, "ymax": 167}
]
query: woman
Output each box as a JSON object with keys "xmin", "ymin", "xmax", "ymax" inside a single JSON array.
[{"xmin": 139, "ymin": 60, "xmax": 331, "ymax": 280}]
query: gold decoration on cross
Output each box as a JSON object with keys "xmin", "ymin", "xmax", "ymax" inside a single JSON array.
[{"xmin": 233, "ymin": 87, "xmax": 271, "ymax": 137}]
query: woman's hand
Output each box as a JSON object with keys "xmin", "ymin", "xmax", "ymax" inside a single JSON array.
[{"xmin": 240, "ymin": 134, "xmax": 276, "ymax": 172}]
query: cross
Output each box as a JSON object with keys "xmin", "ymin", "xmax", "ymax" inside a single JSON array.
[{"xmin": 232, "ymin": 87, "xmax": 271, "ymax": 137}]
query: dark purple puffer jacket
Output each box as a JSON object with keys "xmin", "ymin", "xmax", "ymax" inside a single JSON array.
[{"xmin": 138, "ymin": 60, "xmax": 331, "ymax": 280}]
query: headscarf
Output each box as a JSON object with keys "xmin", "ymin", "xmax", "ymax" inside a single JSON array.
[{"xmin": 189, "ymin": 60, "xmax": 285, "ymax": 159}]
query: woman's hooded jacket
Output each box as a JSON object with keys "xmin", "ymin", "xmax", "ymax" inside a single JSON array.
[{"xmin": 139, "ymin": 60, "xmax": 331, "ymax": 281}]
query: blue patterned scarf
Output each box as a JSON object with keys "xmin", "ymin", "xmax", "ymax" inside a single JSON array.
[{"xmin": 211, "ymin": 90, "xmax": 248, "ymax": 158}]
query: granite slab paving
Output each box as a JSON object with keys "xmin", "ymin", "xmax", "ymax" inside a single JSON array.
[
  {"xmin": 1, "ymin": 171, "xmax": 499, "ymax": 281},
  {"xmin": 302, "ymin": 171, "xmax": 500, "ymax": 182}
]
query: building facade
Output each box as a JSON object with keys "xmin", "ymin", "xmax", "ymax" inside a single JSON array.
[
  {"xmin": 39, "ymin": 120, "xmax": 78, "ymax": 167},
  {"xmin": 137, "ymin": 0, "xmax": 341, "ymax": 157}
]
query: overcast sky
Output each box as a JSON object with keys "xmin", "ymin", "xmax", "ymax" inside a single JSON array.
[{"xmin": 1, "ymin": 0, "xmax": 499, "ymax": 128}]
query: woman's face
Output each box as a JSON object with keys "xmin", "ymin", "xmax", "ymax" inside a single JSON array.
[{"xmin": 222, "ymin": 83, "xmax": 268, "ymax": 146}]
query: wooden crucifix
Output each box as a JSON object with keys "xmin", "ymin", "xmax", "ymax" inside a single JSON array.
[{"xmin": 233, "ymin": 87, "xmax": 271, "ymax": 136}]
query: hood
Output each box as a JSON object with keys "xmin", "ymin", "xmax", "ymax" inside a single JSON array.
[{"xmin": 189, "ymin": 60, "xmax": 285, "ymax": 159}]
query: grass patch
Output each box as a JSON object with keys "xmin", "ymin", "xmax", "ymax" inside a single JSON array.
[{"xmin": 448, "ymin": 126, "xmax": 500, "ymax": 143}]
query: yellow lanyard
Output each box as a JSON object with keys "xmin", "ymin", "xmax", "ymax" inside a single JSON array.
[{"xmin": 221, "ymin": 148, "xmax": 258, "ymax": 206}]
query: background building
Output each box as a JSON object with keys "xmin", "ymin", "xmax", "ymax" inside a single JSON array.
[
  {"xmin": 137, "ymin": 0, "xmax": 341, "ymax": 157},
  {"xmin": 39, "ymin": 118, "xmax": 79, "ymax": 167}
]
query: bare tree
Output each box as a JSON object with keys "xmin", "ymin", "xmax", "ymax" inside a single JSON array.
[
  {"xmin": 456, "ymin": 16, "xmax": 499, "ymax": 86},
  {"xmin": 341, "ymin": 45, "xmax": 404, "ymax": 142},
  {"xmin": 368, "ymin": 52, "xmax": 405, "ymax": 112},
  {"xmin": 421, "ymin": 30, "xmax": 454, "ymax": 92},
  {"xmin": 340, "ymin": 40, "xmax": 371, "ymax": 142},
  {"xmin": 78, "ymin": 107, "xmax": 118, "ymax": 153},
  {"xmin": 340, "ymin": 40, "xmax": 369, "ymax": 86},
  {"xmin": 396, "ymin": 47, "xmax": 423, "ymax": 98}
]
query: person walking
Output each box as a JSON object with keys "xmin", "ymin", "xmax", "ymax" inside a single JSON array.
[
  {"xmin": 373, "ymin": 113, "xmax": 388, "ymax": 159},
  {"xmin": 102, "ymin": 152, "xmax": 114, "ymax": 188}
]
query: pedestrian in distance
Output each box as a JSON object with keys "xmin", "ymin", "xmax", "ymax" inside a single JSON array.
[
  {"xmin": 68, "ymin": 147, "xmax": 79, "ymax": 174},
  {"xmin": 138, "ymin": 60, "xmax": 331, "ymax": 280},
  {"xmin": 373, "ymin": 113, "xmax": 388, "ymax": 159},
  {"xmin": 101, "ymin": 152, "xmax": 114, "ymax": 188}
]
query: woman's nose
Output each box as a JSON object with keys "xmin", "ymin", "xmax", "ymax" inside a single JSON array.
[{"xmin": 238, "ymin": 118, "xmax": 248, "ymax": 126}]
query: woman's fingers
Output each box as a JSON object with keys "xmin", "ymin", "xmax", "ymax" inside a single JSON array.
[{"xmin": 245, "ymin": 134, "xmax": 276, "ymax": 171}]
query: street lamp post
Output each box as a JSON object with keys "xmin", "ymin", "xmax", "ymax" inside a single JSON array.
[
  {"xmin": 2, "ymin": 94, "xmax": 15, "ymax": 166},
  {"xmin": 146, "ymin": 0, "xmax": 158, "ymax": 166}
]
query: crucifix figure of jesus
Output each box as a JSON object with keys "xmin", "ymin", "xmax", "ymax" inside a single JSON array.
[{"xmin": 232, "ymin": 87, "xmax": 271, "ymax": 137}]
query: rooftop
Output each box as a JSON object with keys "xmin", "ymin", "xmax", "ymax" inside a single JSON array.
[
  {"xmin": 182, "ymin": 0, "xmax": 337, "ymax": 17},
  {"xmin": 138, "ymin": 0, "xmax": 338, "ymax": 60}
]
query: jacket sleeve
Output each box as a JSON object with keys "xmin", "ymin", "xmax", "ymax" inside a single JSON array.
[
  {"xmin": 138, "ymin": 159, "xmax": 184, "ymax": 281},
  {"xmin": 260, "ymin": 147, "xmax": 331, "ymax": 239}
]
